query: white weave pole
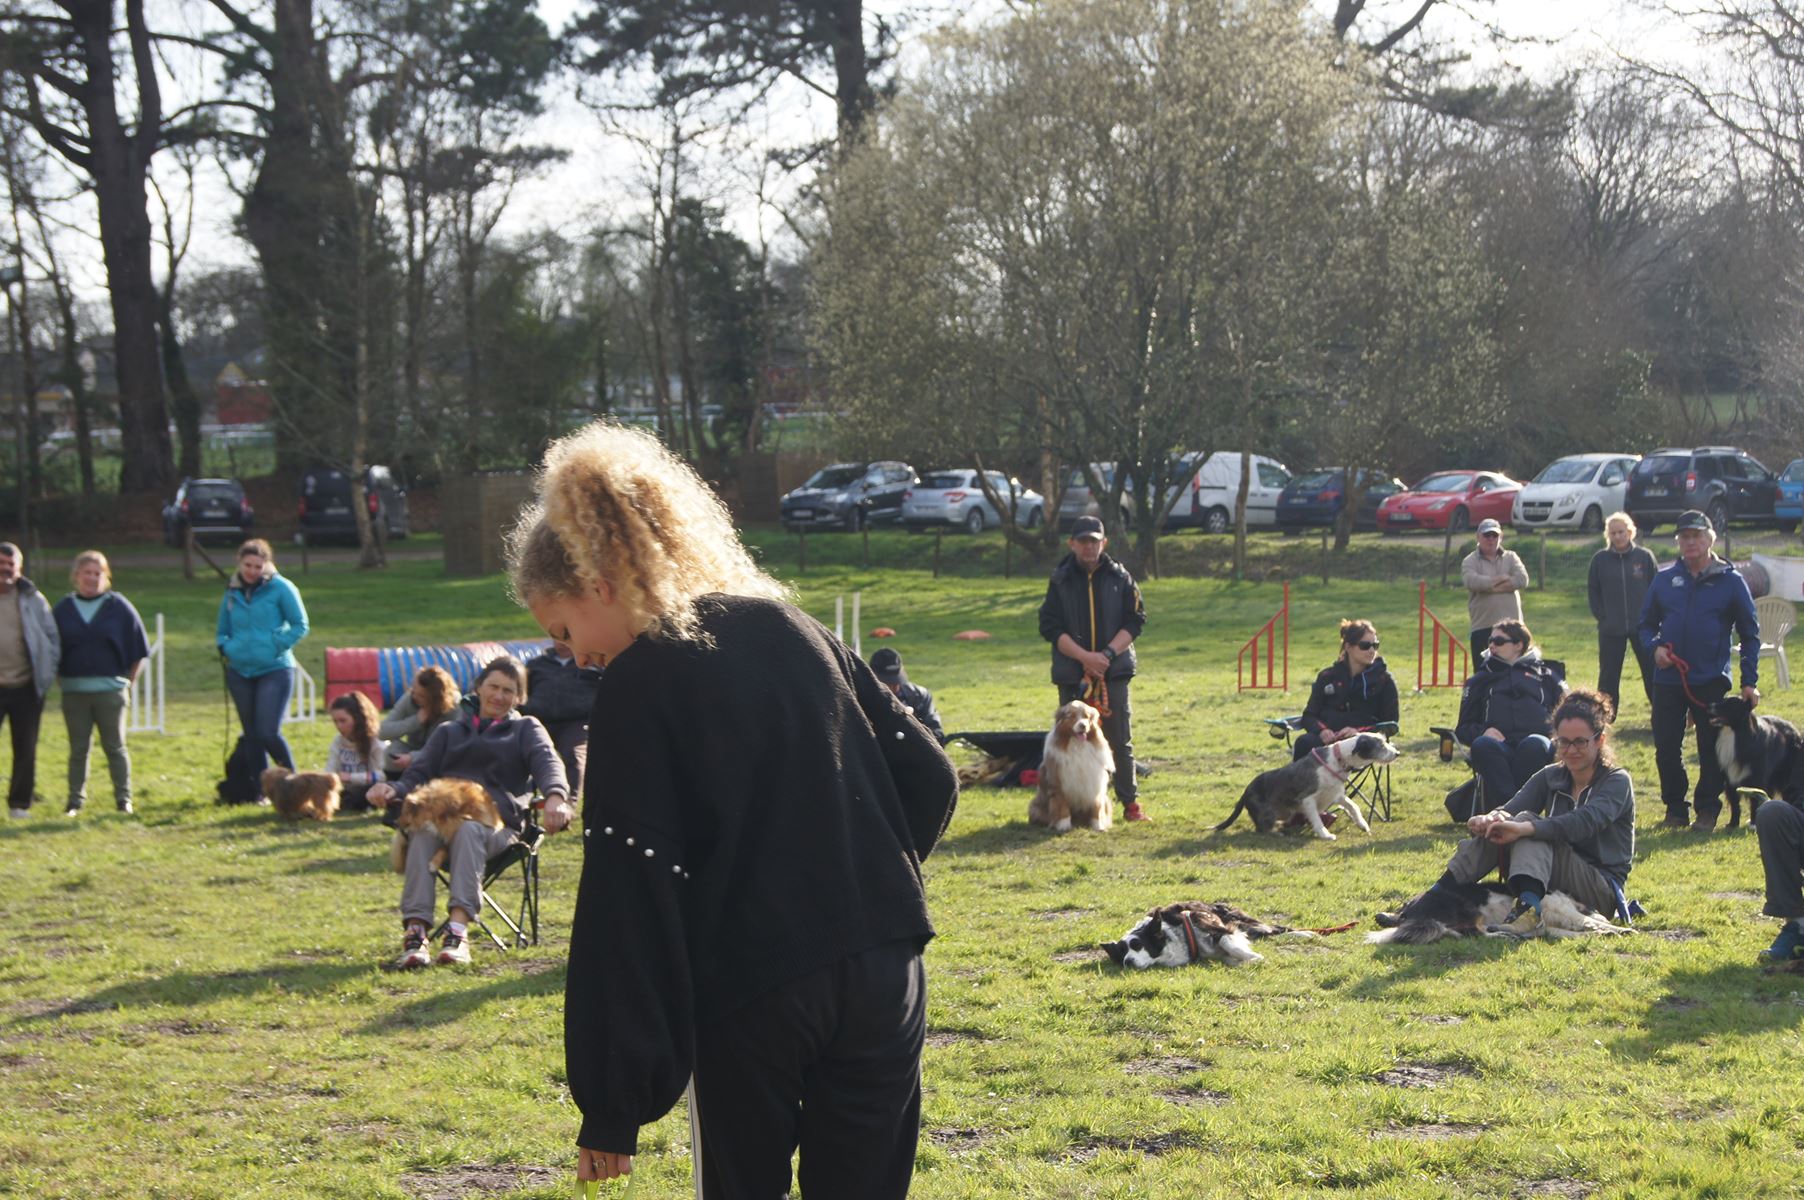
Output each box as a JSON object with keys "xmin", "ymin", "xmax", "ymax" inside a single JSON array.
[
  {"xmin": 834, "ymin": 595, "xmax": 844, "ymax": 642},
  {"xmin": 852, "ymin": 592, "xmax": 862, "ymax": 657},
  {"xmin": 687, "ymin": 1079, "xmax": 704, "ymax": 1199}
]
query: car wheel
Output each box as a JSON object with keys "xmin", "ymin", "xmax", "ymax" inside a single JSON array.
[
  {"xmin": 1707, "ymin": 499, "xmax": 1729, "ymax": 536},
  {"xmin": 964, "ymin": 507, "xmax": 985, "ymax": 535},
  {"xmin": 1447, "ymin": 507, "xmax": 1470, "ymax": 534},
  {"xmin": 1203, "ymin": 506, "xmax": 1231, "ymax": 535},
  {"xmin": 1023, "ymin": 506, "xmax": 1044, "ymax": 529},
  {"xmin": 1580, "ymin": 506, "xmax": 1603, "ymax": 534}
]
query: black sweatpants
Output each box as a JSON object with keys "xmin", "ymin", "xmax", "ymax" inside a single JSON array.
[
  {"xmin": 1057, "ymin": 678, "xmax": 1136, "ymax": 804},
  {"xmin": 693, "ymin": 939, "xmax": 926, "ymax": 1200},
  {"xmin": 1596, "ymin": 632, "xmax": 1656, "ymax": 716},
  {"xmin": 1757, "ymin": 799, "xmax": 1804, "ymax": 919},
  {"xmin": 0, "ymin": 683, "xmax": 43, "ymax": 811},
  {"xmin": 1470, "ymin": 627, "xmax": 1492, "ymax": 669},
  {"xmin": 1651, "ymin": 677, "xmax": 1731, "ymax": 821}
]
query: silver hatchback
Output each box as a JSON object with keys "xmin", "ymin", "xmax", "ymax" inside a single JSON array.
[{"xmin": 902, "ymin": 469, "xmax": 1046, "ymax": 534}]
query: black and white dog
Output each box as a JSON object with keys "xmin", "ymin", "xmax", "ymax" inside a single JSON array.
[
  {"xmin": 1709, "ymin": 695, "xmax": 1804, "ymax": 828},
  {"xmin": 1102, "ymin": 902, "xmax": 1301, "ymax": 968},
  {"xmin": 1214, "ymin": 732, "xmax": 1400, "ymax": 840},
  {"xmin": 1364, "ymin": 882, "xmax": 1627, "ymax": 944}
]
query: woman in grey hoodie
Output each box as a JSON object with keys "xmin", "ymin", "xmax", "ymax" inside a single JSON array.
[{"xmin": 1587, "ymin": 512, "xmax": 1659, "ymax": 715}]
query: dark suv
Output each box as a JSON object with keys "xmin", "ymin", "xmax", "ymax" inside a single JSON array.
[
  {"xmin": 1626, "ymin": 447, "xmax": 1779, "ymax": 534},
  {"xmin": 163, "ymin": 478, "xmax": 254, "ymax": 546},
  {"xmin": 780, "ymin": 461, "xmax": 916, "ymax": 532},
  {"xmin": 297, "ymin": 464, "xmax": 410, "ymax": 543}
]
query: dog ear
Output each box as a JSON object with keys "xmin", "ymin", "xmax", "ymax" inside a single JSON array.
[
  {"xmin": 1100, "ymin": 940, "xmax": 1128, "ymax": 966},
  {"xmin": 1353, "ymin": 734, "xmax": 1379, "ymax": 759}
]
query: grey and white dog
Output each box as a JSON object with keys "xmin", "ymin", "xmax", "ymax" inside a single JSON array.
[{"xmin": 1213, "ymin": 733, "xmax": 1400, "ymax": 840}]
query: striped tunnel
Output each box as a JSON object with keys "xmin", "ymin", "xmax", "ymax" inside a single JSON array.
[{"xmin": 325, "ymin": 639, "xmax": 552, "ymax": 709}]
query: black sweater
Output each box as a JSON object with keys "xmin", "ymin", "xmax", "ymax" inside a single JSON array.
[{"xmin": 565, "ymin": 595, "xmax": 959, "ymax": 1155}]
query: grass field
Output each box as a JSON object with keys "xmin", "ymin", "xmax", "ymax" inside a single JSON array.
[{"xmin": 3, "ymin": 526, "xmax": 1803, "ymax": 1199}]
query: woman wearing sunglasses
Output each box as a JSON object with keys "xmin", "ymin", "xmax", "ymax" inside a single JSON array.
[
  {"xmin": 1455, "ymin": 618, "xmax": 1566, "ymax": 809},
  {"xmin": 1293, "ymin": 619, "xmax": 1398, "ymax": 762}
]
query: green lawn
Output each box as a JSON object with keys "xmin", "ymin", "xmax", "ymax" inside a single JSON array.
[{"xmin": 3, "ymin": 527, "xmax": 1803, "ymax": 1198}]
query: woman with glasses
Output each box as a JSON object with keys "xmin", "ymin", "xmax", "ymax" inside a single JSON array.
[
  {"xmin": 1293, "ymin": 619, "xmax": 1398, "ymax": 762},
  {"xmin": 1455, "ymin": 618, "xmax": 1565, "ymax": 810},
  {"xmin": 1380, "ymin": 689, "xmax": 1634, "ymax": 939}
]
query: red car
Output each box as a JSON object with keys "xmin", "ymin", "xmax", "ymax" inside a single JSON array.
[{"xmin": 1376, "ymin": 469, "xmax": 1523, "ymax": 534}]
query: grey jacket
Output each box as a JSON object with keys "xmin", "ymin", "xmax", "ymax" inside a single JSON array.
[
  {"xmin": 1506, "ymin": 761, "xmax": 1636, "ymax": 883},
  {"xmin": 8, "ymin": 579, "xmax": 60, "ymax": 698},
  {"xmin": 1461, "ymin": 548, "xmax": 1528, "ymax": 632},
  {"xmin": 1588, "ymin": 545, "xmax": 1658, "ymax": 637}
]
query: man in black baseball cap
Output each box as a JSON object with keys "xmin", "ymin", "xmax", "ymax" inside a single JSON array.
[
  {"xmin": 1637, "ymin": 508, "xmax": 1761, "ymax": 830},
  {"xmin": 868, "ymin": 647, "xmax": 944, "ymax": 742},
  {"xmin": 1038, "ymin": 514, "xmax": 1149, "ymax": 820}
]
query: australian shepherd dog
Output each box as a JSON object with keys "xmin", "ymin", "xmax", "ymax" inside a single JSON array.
[
  {"xmin": 1028, "ymin": 700, "xmax": 1115, "ymax": 832},
  {"xmin": 387, "ymin": 777, "xmax": 505, "ymax": 874},
  {"xmin": 260, "ymin": 767, "xmax": 341, "ymax": 822}
]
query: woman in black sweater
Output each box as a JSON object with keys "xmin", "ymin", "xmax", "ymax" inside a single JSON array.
[
  {"xmin": 508, "ymin": 422, "xmax": 959, "ymax": 1198},
  {"xmin": 1293, "ymin": 618, "xmax": 1399, "ymax": 762}
]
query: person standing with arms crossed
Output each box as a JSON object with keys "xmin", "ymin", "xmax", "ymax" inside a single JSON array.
[
  {"xmin": 1039, "ymin": 515, "xmax": 1148, "ymax": 821},
  {"xmin": 1461, "ymin": 518, "xmax": 1528, "ymax": 665},
  {"xmin": 1637, "ymin": 509, "xmax": 1760, "ymax": 831}
]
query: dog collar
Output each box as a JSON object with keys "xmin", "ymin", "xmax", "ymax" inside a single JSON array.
[
  {"xmin": 1178, "ymin": 911, "xmax": 1203, "ymax": 962},
  {"xmin": 1312, "ymin": 746, "xmax": 1350, "ymax": 783}
]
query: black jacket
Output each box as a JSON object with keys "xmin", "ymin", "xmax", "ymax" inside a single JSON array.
[
  {"xmin": 896, "ymin": 680, "xmax": 945, "ymax": 742},
  {"xmin": 1587, "ymin": 546, "xmax": 1658, "ymax": 637},
  {"xmin": 521, "ymin": 650, "xmax": 602, "ymax": 725},
  {"xmin": 1037, "ymin": 552, "xmax": 1146, "ymax": 685},
  {"xmin": 1301, "ymin": 657, "xmax": 1399, "ymax": 738},
  {"xmin": 1456, "ymin": 650, "xmax": 1565, "ymax": 746},
  {"xmin": 564, "ymin": 595, "xmax": 959, "ymax": 1156}
]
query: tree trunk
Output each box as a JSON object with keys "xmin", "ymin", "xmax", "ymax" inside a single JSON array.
[
  {"xmin": 830, "ymin": 0, "xmax": 873, "ymax": 141},
  {"xmin": 158, "ymin": 285, "xmax": 203, "ymax": 478}
]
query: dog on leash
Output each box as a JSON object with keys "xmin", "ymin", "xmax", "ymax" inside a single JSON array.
[
  {"xmin": 1102, "ymin": 901, "xmax": 1349, "ymax": 968},
  {"xmin": 387, "ymin": 777, "xmax": 505, "ymax": 874},
  {"xmin": 1364, "ymin": 882, "xmax": 1629, "ymax": 944},
  {"xmin": 1214, "ymin": 733, "xmax": 1400, "ymax": 840},
  {"xmin": 1709, "ymin": 695, "xmax": 1804, "ymax": 827},
  {"xmin": 260, "ymin": 767, "xmax": 341, "ymax": 822},
  {"xmin": 1028, "ymin": 699, "xmax": 1115, "ymax": 832}
]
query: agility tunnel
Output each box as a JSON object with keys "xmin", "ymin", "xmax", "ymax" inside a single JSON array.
[{"xmin": 325, "ymin": 639, "xmax": 552, "ymax": 708}]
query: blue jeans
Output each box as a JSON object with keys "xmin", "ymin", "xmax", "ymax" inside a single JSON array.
[
  {"xmin": 226, "ymin": 667, "xmax": 295, "ymax": 772},
  {"xmin": 1469, "ymin": 734, "xmax": 1553, "ymax": 808}
]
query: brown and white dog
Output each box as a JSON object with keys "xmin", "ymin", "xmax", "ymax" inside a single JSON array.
[
  {"xmin": 1214, "ymin": 733, "xmax": 1400, "ymax": 840},
  {"xmin": 387, "ymin": 777, "xmax": 505, "ymax": 874},
  {"xmin": 260, "ymin": 767, "xmax": 341, "ymax": 822},
  {"xmin": 1028, "ymin": 699, "xmax": 1115, "ymax": 832}
]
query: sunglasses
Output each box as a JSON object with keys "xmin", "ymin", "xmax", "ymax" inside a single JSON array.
[
  {"xmin": 1349, "ymin": 639, "xmax": 1380, "ymax": 651},
  {"xmin": 1479, "ymin": 531, "xmax": 1501, "ymax": 538},
  {"xmin": 1489, "ymin": 635, "xmax": 1516, "ymax": 646},
  {"xmin": 1554, "ymin": 735, "xmax": 1596, "ymax": 752}
]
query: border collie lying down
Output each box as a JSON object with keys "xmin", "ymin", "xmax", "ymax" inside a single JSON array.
[
  {"xmin": 1364, "ymin": 882, "xmax": 1629, "ymax": 944},
  {"xmin": 1102, "ymin": 901, "xmax": 1356, "ymax": 968}
]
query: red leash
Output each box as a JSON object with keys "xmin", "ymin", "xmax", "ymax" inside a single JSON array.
[
  {"xmin": 1662, "ymin": 642, "xmax": 1713, "ymax": 712},
  {"xmin": 1083, "ymin": 673, "xmax": 1113, "ymax": 718}
]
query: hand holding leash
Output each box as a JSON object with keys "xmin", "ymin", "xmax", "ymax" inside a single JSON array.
[{"xmin": 1743, "ymin": 685, "xmax": 1760, "ymax": 708}]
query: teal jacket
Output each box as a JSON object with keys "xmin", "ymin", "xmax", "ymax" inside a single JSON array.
[{"xmin": 216, "ymin": 571, "xmax": 309, "ymax": 678}]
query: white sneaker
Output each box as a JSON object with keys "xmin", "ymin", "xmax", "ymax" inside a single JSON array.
[
  {"xmin": 9, "ymin": 807, "xmax": 27, "ymax": 820},
  {"xmin": 394, "ymin": 927, "xmax": 431, "ymax": 970},
  {"xmin": 435, "ymin": 931, "xmax": 471, "ymax": 966}
]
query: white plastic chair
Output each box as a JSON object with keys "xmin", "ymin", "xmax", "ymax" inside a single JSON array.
[{"xmin": 1757, "ymin": 595, "xmax": 1796, "ymax": 690}]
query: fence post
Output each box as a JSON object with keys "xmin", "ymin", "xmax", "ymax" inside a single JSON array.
[
  {"xmin": 1320, "ymin": 528, "xmax": 1329, "ymax": 586},
  {"xmin": 182, "ymin": 528, "xmax": 195, "ymax": 581},
  {"xmin": 1440, "ymin": 522, "xmax": 1455, "ymax": 587},
  {"xmin": 933, "ymin": 530, "xmax": 942, "ymax": 580},
  {"xmin": 299, "ymin": 530, "xmax": 310, "ymax": 575},
  {"xmin": 1538, "ymin": 531, "xmax": 1547, "ymax": 590},
  {"xmin": 1004, "ymin": 534, "xmax": 1012, "ymax": 580},
  {"xmin": 862, "ymin": 525, "xmax": 870, "ymax": 569},
  {"xmin": 798, "ymin": 531, "xmax": 806, "ymax": 575}
]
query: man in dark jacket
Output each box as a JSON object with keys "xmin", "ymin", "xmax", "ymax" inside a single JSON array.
[
  {"xmin": 521, "ymin": 639, "xmax": 602, "ymax": 796},
  {"xmin": 0, "ymin": 543, "xmax": 60, "ymax": 819},
  {"xmin": 1038, "ymin": 515, "xmax": 1148, "ymax": 820},
  {"xmin": 1587, "ymin": 513, "xmax": 1658, "ymax": 714},
  {"xmin": 1637, "ymin": 509, "xmax": 1761, "ymax": 831},
  {"xmin": 869, "ymin": 648, "xmax": 944, "ymax": 742}
]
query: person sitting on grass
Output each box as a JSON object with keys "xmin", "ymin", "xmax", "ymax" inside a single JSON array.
[
  {"xmin": 366, "ymin": 656, "xmax": 572, "ymax": 968},
  {"xmin": 1381, "ymin": 689, "xmax": 1634, "ymax": 939},
  {"xmin": 868, "ymin": 647, "xmax": 945, "ymax": 743},
  {"xmin": 1456, "ymin": 618, "xmax": 1565, "ymax": 808},
  {"xmin": 1292, "ymin": 618, "xmax": 1397, "ymax": 762},
  {"xmin": 1752, "ymin": 792, "xmax": 1804, "ymax": 963},
  {"xmin": 324, "ymin": 692, "xmax": 388, "ymax": 812},
  {"xmin": 378, "ymin": 665, "xmax": 462, "ymax": 773}
]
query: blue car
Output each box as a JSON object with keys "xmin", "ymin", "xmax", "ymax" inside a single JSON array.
[
  {"xmin": 1276, "ymin": 468, "xmax": 1406, "ymax": 532},
  {"xmin": 1778, "ymin": 458, "xmax": 1804, "ymax": 534}
]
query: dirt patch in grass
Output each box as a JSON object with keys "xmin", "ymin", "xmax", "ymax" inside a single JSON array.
[
  {"xmin": 398, "ymin": 1164, "xmax": 559, "ymax": 1198},
  {"xmin": 1372, "ymin": 1120, "xmax": 1487, "ymax": 1140},
  {"xmin": 1642, "ymin": 928, "xmax": 1703, "ymax": 942},
  {"xmin": 1372, "ymin": 1062, "xmax": 1478, "ymax": 1088},
  {"xmin": 0, "ymin": 1052, "xmax": 43, "ymax": 1069},
  {"xmin": 1051, "ymin": 947, "xmax": 1106, "ymax": 964},
  {"xmin": 10, "ymin": 997, "xmax": 119, "ymax": 1020},
  {"xmin": 1707, "ymin": 891, "xmax": 1761, "ymax": 901},
  {"xmin": 1158, "ymin": 1086, "xmax": 1228, "ymax": 1106},
  {"xmin": 1060, "ymin": 1131, "xmax": 1197, "ymax": 1162},
  {"xmin": 1415, "ymin": 1014, "xmax": 1465, "ymax": 1025},
  {"xmin": 1515, "ymin": 1180, "xmax": 1595, "ymax": 1198},
  {"xmin": 1123, "ymin": 1056, "xmax": 1208, "ymax": 1077},
  {"xmin": 925, "ymin": 1028, "xmax": 993, "ymax": 1048},
  {"xmin": 1655, "ymin": 995, "xmax": 1703, "ymax": 1012},
  {"xmin": 139, "ymin": 1019, "xmax": 229, "ymax": 1037},
  {"xmin": 927, "ymin": 1126, "xmax": 992, "ymax": 1152},
  {"xmin": 1034, "ymin": 907, "xmax": 1096, "ymax": 922}
]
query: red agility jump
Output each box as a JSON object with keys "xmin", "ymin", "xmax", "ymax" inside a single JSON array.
[
  {"xmin": 1415, "ymin": 580, "xmax": 1469, "ymax": 691},
  {"xmin": 1237, "ymin": 582, "xmax": 1290, "ymax": 692}
]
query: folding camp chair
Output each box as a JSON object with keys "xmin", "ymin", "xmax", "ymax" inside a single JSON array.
[
  {"xmin": 1263, "ymin": 716, "xmax": 1399, "ymax": 824},
  {"xmin": 431, "ymin": 800, "xmax": 546, "ymax": 951}
]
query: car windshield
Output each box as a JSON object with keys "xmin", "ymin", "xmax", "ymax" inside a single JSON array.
[
  {"xmin": 1413, "ymin": 473, "xmax": 1470, "ymax": 493},
  {"xmin": 1290, "ymin": 471, "xmax": 1339, "ymax": 489},
  {"xmin": 1783, "ymin": 461, "xmax": 1804, "ymax": 483},
  {"xmin": 804, "ymin": 466, "xmax": 863, "ymax": 488},
  {"xmin": 1634, "ymin": 455, "xmax": 1689, "ymax": 476},
  {"xmin": 922, "ymin": 473, "xmax": 969, "ymax": 489},
  {"xmin": 1065, "ymin": 466, "xmax": 1115, "ymax": 490},
  {"xmin": 1533, "ymin": 460, "xmax": 1599, "ymax": 484}
]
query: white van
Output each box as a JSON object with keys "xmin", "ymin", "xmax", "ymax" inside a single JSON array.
[{"xmin": 1181, "ymin": 452, "xmax": 1292, "ymax": 533}]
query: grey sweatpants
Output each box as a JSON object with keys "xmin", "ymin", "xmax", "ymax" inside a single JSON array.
[
  {"xmin": 400, "ymin": 821, "xmax": 517, "ymax": 925},
  {"xmin": 1444, "ymin": 834, "xmax": 1620, "ymax": 914},
  {"xmin": 61, "ymin": 688, "xmax": 130, "ymax": 809}
]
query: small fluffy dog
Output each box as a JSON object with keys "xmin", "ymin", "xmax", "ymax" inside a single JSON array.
[
  {"xmin": 1028, "ymin": 700, "xmax": 1114, "ymax": 832},
  {"xmin": 260, "ymin": 767, "xmax": 341, "ymax": 822},
  {"xmin": 387, "ymin": 777, "xmax": 505, "ymax": 874},
  {"xmin": 1364, "ymin": 882, "xmax": 1629, "ymax": 944},
  {"xmin": 1710, "ymin": 696, "xmax": 1804, "ymax": 827},
  {"xmin": 1214, "ymin": 733, "xmax": 1400, "ymax": 840},
  {"xmin": 1102, "ymin": 901, "xmax": 1349, "ymax": 968}
]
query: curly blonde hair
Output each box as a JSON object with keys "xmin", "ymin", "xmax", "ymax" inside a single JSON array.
[{"xmin": 507, "ymin": 421, "xmax": 788, "ymax": 643}]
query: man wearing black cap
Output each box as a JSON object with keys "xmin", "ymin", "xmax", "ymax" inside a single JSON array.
[
  {"xmin": 1636, "ymin": 509, "xmax": 1761, "ymax": 830},
  {"xmin": 868, "ymin": 647, "xmax": 944, "ymax": 743},
  {"xmin": 1038, "ymin": 515, "xmax": 1148, "ymax": 821}
]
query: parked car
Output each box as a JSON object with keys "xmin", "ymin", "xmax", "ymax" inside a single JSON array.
[
  {"xmin": 1057, "ymin": 463, "xmax": 1131, "ymax": 531},
  {"xmin": 1276, "ymin": 468, "xmax": 1406, "ymax": 532},
  {"xmin": 1777, "ymin": 458, "xmax": 1804, "ymax": 534},
  {"xmin": 1376, "ymin": 469, "xmax": 1523, "ymax": 534},
  {"xmin": 1181, "ymin": 452, "xmax": 1291, "ymax": 533},
  {"xmin": 902, "ymin": 469, "xmax": 1046, "ymax": 533},
  {"xmin": 297, "ymin": 464, "xmax": 410, "ymax": 543},
  {"xmin": 1511, "ymin": 453, "xmax": 1639, "ymax": 533},
  {"xmin": 1625, "ymin": 446, "xmax": 1779, "ymax": 535},
  {"xmin": 163, "ymin": 477, "xmax": 254, "ymax": 547},
  {"xmin": 780, "ymin": 461, "xmax": 916, "ymax": 532}
]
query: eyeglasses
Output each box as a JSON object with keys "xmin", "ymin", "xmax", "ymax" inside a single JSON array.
[
  {"xmin": 1555, "ymin": 735, "xmax": 1596, "ymax": 752},
  {"xmin": 1489, "ymin": 635, "xmax": 1515, "ymax": 646},
  {"xmin": 1351, "ymin": 639, "xmax": 1380, "ymax": 651}
]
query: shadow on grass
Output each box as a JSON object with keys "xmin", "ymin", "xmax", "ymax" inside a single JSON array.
[
  {"xmin": 360, "ymin": 963, "xmax": 565, "ymax": 1031},
  {"xmin": 9, "ymin": 962, "xmax": 373, "ymax": 1022},
  {"xmin": 1341, "ymin": 937, "xmax": 1522, "ymax": 996},
  {"xmin": 1610, "ymin": 961, "xmax": 1804, "ymax": 1058},
  {"xmin": 934, "ymin": 821, "xmax": 1046, "ymax": 857}
]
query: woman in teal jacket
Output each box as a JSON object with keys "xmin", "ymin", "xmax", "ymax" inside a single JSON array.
[{"xmin": 215, "ymin": 538, "xmax": 309, "ymax": 773}]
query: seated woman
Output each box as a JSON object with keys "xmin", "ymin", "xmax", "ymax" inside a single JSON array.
[
  {"xmin": 1455, "ymin": 618, "xmax": 1565, "ymax": 808},
  {"xmin": 378, "ymin": 665, "xmax": 462, "ymax": 773},
  {"xmin": 1383, "ymin": 690, "xmax": 1633, "ymax": 938},
  {"xmin": 324, "ymin": 692, "xmax": 388, "ymax": 811},
  {"xmin": 367, "ymin": 656, "xmax": 573, "ymax": 968},
  {"xmin": 1293, "ymin": 619, "xmax": 1398, "ymax": 762}
]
